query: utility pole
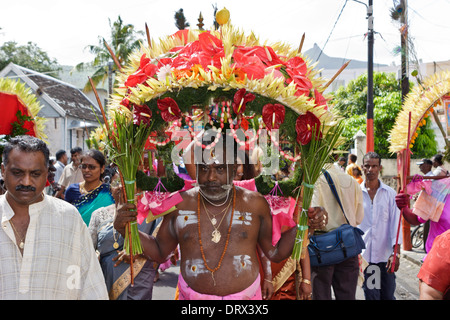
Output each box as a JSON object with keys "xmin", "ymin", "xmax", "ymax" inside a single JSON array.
[
  {"xmin": 400, "ymin": 0, "xmax": 410, "ymax": 101},
  {"xmin": 399, "ymin": 0, "xmax": 412, "ymax": 252},
  {"xmin": 366, "ymin": 0, "xmax": 374, "ymax": 152}
]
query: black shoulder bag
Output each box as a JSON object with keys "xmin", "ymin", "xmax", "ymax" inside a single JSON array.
[{"xmin": 308, "ymin": 170, "xmax": 365, "ymax": 267}]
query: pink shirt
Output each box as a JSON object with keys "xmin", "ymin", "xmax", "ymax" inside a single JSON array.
[{"xmin": 418, "ymin": 199, "xmax": 450, "ymax": 253}]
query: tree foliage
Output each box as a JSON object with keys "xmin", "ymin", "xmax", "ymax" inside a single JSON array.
[
  {"xmin": 0, "ymin": 41, "xmax": 60, "ymax": 76},
  {"xmin": 75, "ymin": 16, "xmax": 144, "ymax": 92},
  {"xmin": 331, "ymin": 71, "xmax": 437, "ymax": 159},
  {"xmin": 174, "ymin": 8, "xmax": 190, "ymax": 30}
]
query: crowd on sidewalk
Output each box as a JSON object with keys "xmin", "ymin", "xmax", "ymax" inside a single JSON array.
[{"xmin": 0, "ymin": 135, "xmax": 449, "ymax": 300}]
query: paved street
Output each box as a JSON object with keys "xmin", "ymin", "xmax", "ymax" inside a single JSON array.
[
  {"xmin": 394, "ymin": 248, "xmax": 426, "ymax": 300},
  {"xmin": 152, "ymin": 248, "xmax": 426, "ymax": 300},
  {"xmin": 152, "ymin": 264, "xmax": 179, "ymax": 300},
  {"xmin": 356, "ymin": 248, "xmax": 425, "ymax": 300}
]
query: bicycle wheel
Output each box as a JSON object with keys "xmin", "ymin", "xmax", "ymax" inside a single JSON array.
[{"xmin": 411, "ymin": 225, "xmax": 424, "ymax": 249}]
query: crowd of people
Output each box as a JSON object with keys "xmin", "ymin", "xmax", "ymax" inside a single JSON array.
[
  {"xmin": 335, "ymin": 152, "xmax": 450, "ymax": 300},
  {"xmin": 0, "ymin": 135, "xmax": 449, "ymax": 300}
]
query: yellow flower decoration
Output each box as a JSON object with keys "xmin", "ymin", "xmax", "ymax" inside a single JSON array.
[{"xmin": 389, "ymin": 71, "xmax": 450, "ymax": 153}]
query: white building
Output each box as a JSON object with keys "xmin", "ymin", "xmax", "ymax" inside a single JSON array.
[{"xmin": 0, "ymin": 63, "xmax": 102, "ymax": 156}]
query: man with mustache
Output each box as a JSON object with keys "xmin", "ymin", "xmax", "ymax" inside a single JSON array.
[
  {"xmin": 114, "ymin": 132, "xmax": 327, "ymax": 300},
  {"xmin": 0, "ymin": 135, "xmax": 108, "ymax": 299}
]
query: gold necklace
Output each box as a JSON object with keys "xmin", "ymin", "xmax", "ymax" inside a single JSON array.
[
  {"xmin": 197, "ymin": 186, "xmax": 236, "ymax": 285},
  {"xmin": 112, "ymin": 228, "xmax": 120, "ymax": 249},
  {"xmin": 80, "ymin": 181, "xmax": 102, "ymax": 194},
  {"xmin": 9, "ymin": 220, "xmax": 26, "ymax": 250},
  {"xmin": 202, "ymin": 198, "xmax": 231, "ymax": 243},
  {"xmin": 201, "ymin": 196, "xmax": 231, "ymax": 226}
]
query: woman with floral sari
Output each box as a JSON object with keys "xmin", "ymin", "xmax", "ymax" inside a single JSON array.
[{"xmin": 65, "ymin": 149, "xmax": 114, "ymax": 225}]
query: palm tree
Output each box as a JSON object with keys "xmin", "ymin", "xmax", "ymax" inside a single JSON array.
[{"xmin": 75, "ymin": 16, "xmax": 144, "ymax": 94}]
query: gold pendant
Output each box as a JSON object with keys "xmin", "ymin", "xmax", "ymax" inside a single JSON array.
[
  {"xmin": 211, "ymin": 230, "xmax": 221, "ymax": 243},
  {"xmin": 113, "ymin": 242, "xmax": 119, "ymax": 249},
  {"xmin": 211, "ymin": 217, "xmax": 217, "ymax": 225},
  {"xmin": 19, "ymin": 241, "xmax": 24, "ymax": 249}
]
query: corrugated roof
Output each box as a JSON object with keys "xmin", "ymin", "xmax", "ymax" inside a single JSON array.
[{"xmin": 10, "ymin": 64, "xmax": 102, "ymax": 123}]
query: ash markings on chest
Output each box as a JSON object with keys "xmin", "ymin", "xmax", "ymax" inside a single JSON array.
[
  {"xmin": 233, "ymin": 210, "xmax": 252, "ymax": 225},
  {"xmin": 176, "ymin": 210, "xmax": 198, "ymax": 229}
]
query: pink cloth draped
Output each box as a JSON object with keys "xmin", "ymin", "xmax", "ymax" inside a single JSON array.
[
  {"xmin": 406, "ymin": 178, "xmax": 432, "ymax": 195},
  {"xmin": 406, "ymin": 177, "xmax": 450, "ymax": 222},
  {"xmin": 233, "ymin": 178, "xmax": 257, "ymax": 191},
  {"xmin": 182, "ymin": 179, "xmax": 196, "ymax": 191},
  {"xmin": 264, "ymin": 196, "xmax": 297, "ymax": 246},
  {"xmin": 263, "ymin": 181, "xmax": 297, "ymax": 245},
  {"xmin": 177, "ymin": 273, "xmax": 262, "ymax": 300},
  {"xmin": 137, "ymin": 191, "xmax": 183, "ymax": 224}
]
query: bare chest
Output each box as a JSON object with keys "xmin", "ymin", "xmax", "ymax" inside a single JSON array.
[
  {"xmin": 175, "ymin": 208, "xmax": 261, "ymax": 295},
  {"xmin": 175, "ymin": 209, "xmax": 258, "ymax": 246}
]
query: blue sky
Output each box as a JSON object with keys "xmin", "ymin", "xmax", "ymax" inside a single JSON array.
[{"xmin": 1, "ymin": 0, "xmax": 449, "ymax": 66}]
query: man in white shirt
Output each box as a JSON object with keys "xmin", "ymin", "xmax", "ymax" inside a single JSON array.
[
  {"xmin": 55, "ymin": 147, "xmax": 84, "ymax": 200},
  {"xmin": 431, "ymin": 154, "xmax": 449, "ymax": 177},
  {"xmin": 359, "ymin": 152, "xmax": 402, "ymax": 300},
  {"xmin": 53, "ymin": 149, "xmax": 67, "ymax": 184},
  {"xmin": 0, "ymin": 135, "xmax": 108, "ymax": 299}
]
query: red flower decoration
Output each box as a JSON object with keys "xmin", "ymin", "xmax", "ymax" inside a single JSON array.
[
  {"xmin": 157, "ymin": 97, "xmax": 181, "ymax": 122},
  {"xmin": 198, "ymin": 32, "xmax": 223, "ymax": 56},
  {"xmin": 285, "ymin": 56, "xmax": 312, "ymax": 97},
  {"xmin": 170, "ymin": 33, "xmax": 225, "ymax": 71},
  {"xmin": 235, "ymin": 45, "xmax": 283, "ymax": 67},
  {"xmin": 262, "ymin": 103, "xmax": 285, "ymax": 130},
  {"xmin": 125, "ymin": 54, "xmax": 158, "ymax": 87},
  {"xmin": 171, "ymin": 29, "xmax": 190, "ymax": 44},
  {"xmin": 312, "ymin": 89, "xmax": 328, "ymax": 110},
  {"xmin": 133, "ymin": 104, "xmax": 152, "ymax": 127},
  {"xmin": 232, "ymin": 51, "xmax": 266, "ymax": 80},
  {"xmin": 232, "ymin": 89, "xmax": 255, "ymax": 115},
  {"xmin": 285, "ymin": 56, "xmax": 308, "ymax": 74},
  {"xmin": 157, "ymin": 58, "xmax": 173, "ymax": 68},
  {"xmin": 295, "ymin": 111, "xmax": 322, "ymax": 145},
  {"xmin": 120, "ymin": 97, "xmax": 131, "ymax": 109}
]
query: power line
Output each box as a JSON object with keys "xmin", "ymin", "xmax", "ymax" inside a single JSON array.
[{"xmin": 316, "ymin": 0, "xmax": 349, "ymax": 61}]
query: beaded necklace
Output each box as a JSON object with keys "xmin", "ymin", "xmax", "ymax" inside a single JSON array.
[{"xmin": 197, "ymin": 186, "xmax": 236, "ymax": 286}]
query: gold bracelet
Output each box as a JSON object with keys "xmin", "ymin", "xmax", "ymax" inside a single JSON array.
[
  {"xmin": 264, "ymin": 278, "xmax": 272, "ymax": 283},
  {"xmin": 301, "ymin": 278, "xmax": 311, "ymax": 285}
]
